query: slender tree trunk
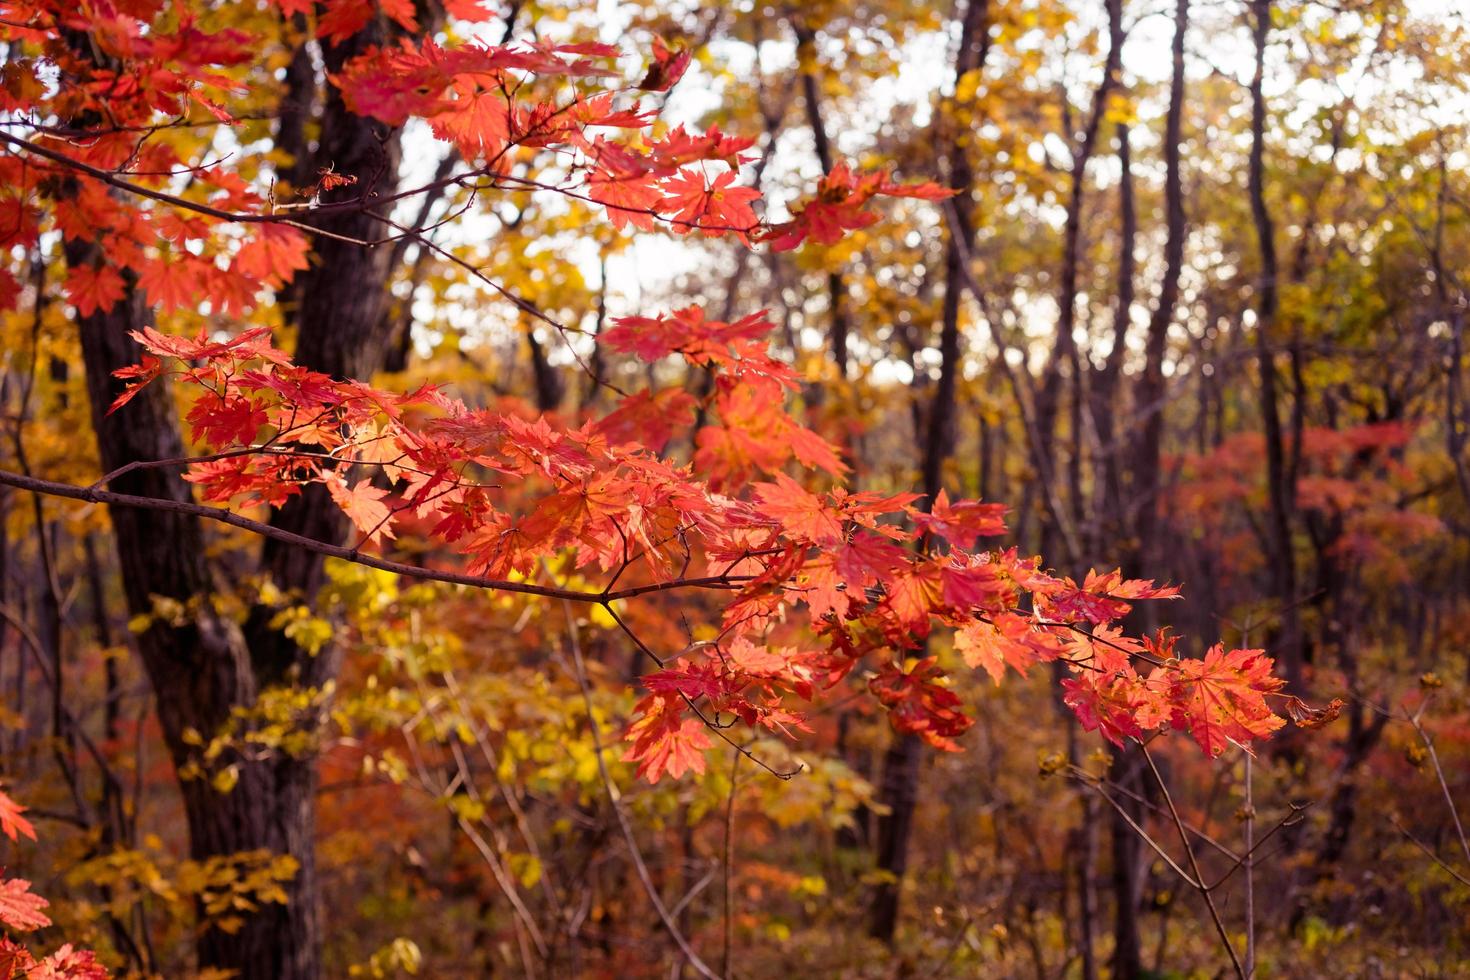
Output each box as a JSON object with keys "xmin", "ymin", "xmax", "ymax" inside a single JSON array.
[
  {"xmin": 1248, "ymin": 0, "xmax": 1302, "ymax": 692},
  {"xmin": 794, "ymin": 21, "xmax": 852, "ymax": 374},
  {"xmin": 869, "ymin": 0, "xmax": 991, "ymax": 944},
  {"xmin": 1035, "ymin": 0, "xmax": 1123, "ymax": 559},
  {"xmin": 1097, "ymin": 0, "xmax": 1186, "ymax": 969},
  {"xmin": 1091, "ymin": 121, "xmax": 1135, "ymax": 548}
]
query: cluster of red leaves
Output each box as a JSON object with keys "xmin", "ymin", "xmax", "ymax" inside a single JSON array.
[
  {"xmin": 6, "ymin": 0, "xmax": 1297, "ymax": 783},
  {"xmin": 1169, "ymin": 421, "xmax": 1442, "ymax": 584},
  {"xmin": 0, "ymin": 1, "xmax": 948, "ymax": 319},
  {"xmin": 113, "ymin": 313, "xmax": 1291, "ymax": 779},
  {"xmin": 0, "ymin": 788, "xmax": 108, "ymax": 978},
  {"xmin": 0, "ymin": 1, "xmax": 309, "ymax": 317}
]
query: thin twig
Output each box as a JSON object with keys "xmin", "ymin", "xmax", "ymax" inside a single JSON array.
[
  {"xmin": 1141, "ymin": 743, "xmax": 1246, "ymax": 980},
  {"xmin": 561, "ymin": 600, "xmax": 721, "ymax": 980}
]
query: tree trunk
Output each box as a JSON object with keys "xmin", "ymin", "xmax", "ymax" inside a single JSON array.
[
  {"xmin": 1248, "ymin": 0, "xmax": 1303, "ymax": 692},
  {"xmin": 869, "ymin": 0, "xmax": 991, "ymax": 943},
  {"xmin": 70, "ymin": 257, "xmax": 320, "ymax": 977},
  {"xmin": 65, "ymin": 11, "xmax": 420, "ymax": 977},
  {"xmin": 791, "ymin": 19, "xmax": 854, "ymax": 376}
]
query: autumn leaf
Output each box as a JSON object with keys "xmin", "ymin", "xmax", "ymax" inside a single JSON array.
[
  {"xmin": 661, "ymin": 169, "xmax": 761, "ymax": 239},
  {"xmin": 913, "ymin": 490, "xmax": 1007, "ymax": 549},
  {"xmin": 1159, "ymin": 646, "xmax": 1286, "ymax": 757},
  {"xmin": 956, "ymin": 613, "xmax": 1066, "ymax": 684},
  {"xmin": 233, "ymin": 225, "xmax": 310, "ymax": 286},
  {"xmin": 30, "ymin": 944, "xmax": 109, "ymax": 980},
  {"xmin": 137, "ymin": 255, "xmax": 203, "ymax": 312},
  {"xmin": 637, "ymin": 36, "xmax": 692, "ymax": 92},
  {"xmin": 754, "ymin": 474, "xmax": 843, "ymax": 545},
  {"xmin": 64, "ymin": 263, "xmax": 126, "ymax": 317},
  {"xmin": 0, "ymin": 877, "xmax": 50, "ymax": 932},
  {"xmin": 0, "ymin": 792, "xmax": 34, "ymax": 844},
  {"xmin": 622, "ymin": 696, "xmax": 714, "ymax": 783},
  {"xmin": 326, "ymin": 474, "xmax": 397, "ymax": 546},
  {"xmin": 869, "ymin": 657, "xmax": 972, "ymax": 751}
]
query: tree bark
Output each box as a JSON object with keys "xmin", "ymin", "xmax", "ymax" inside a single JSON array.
[
  {"xmin": 69, "ymin": 252, "xmax": 318, "ymax": 977},
  {"xmin": 794, "ymin": 21, "xmax": 852, "ymax": 375},
  {"xmin": 1248, "ymin": 0, "xmax": 1303, "ymax": 691},
  {"xmin": 869, "ymin": 0, "xmax": 991, "ymax": 943},
  {"xmin": 65, "ymin": 10, "xmax": 422, "ymax": 977}
]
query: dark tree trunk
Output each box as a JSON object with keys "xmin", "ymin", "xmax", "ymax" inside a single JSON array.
[
  {"xmin": 65, "ymin": 11, "xmax": 423, "ymax": 978},
  {"xmin": 869, "ymin": 731, "xmax": 922, "ymax": 940},
  {"xmin": 869, "ymin": 0, "xmax": 991, "ymax": 944},
  {"xmin": 1109, "ymin": 3, "xmax": 1186, "ymax": 969},
  {"xmin": 69, "ymin": 254, "xmax": 320, "ymax": 977},
  {"xmin": 1108, "ymin": 747, "xmax": 1146, "ymax": 979},
  {"xmin": 1248, "ymin": 0, "xmax": 1303, "ymax": 692},
  {"xmin": 794, "ymin": 21, "xmax": 852, "ymax": 375}
]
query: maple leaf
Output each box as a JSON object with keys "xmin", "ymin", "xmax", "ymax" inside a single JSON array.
[
  {"xmin": 316, "ymin": 0, "xmax": 375, "ymax": 43},
  {"xmin": 913, "ymin": 490, "xmax": 1007, "ymax": 549},
  {"xmin": 796, "ymin": 553, "xmax": 851, "ymax": 622},
  {"xmin": 1061, "ymin": 668, "xmax": 1150, "ymax": 748},
  {"xmin": 431, "ymin": 86, "xmax": 512, "ymax": 158},
  {"xmin": 65, "ymin": 263, "xmax": 126, "ymax": 317},
  {"xmin": 0, "ymin": 792, "xmax": 34, "ymax": 843},
  {"xmin": 130, "ymin": 325, "xmax": 289, "ymax": 366},
  {"xmin": 754, "ymin": 474, "xmax": 843, "ymax": 545},
  {"xmin": 759, "ymin": 162, "xmax": 953, "ymax": 251},
  {"xmin": 137, "ymin": 255, "xmax": 202, "ymax": 312},
  {"xmin": 187, "ymin": 394, "xmax": 268, "ymax": 449},
  {"xmin": 0, "ymin": 939, "xmax": 36, "ymax": 980},
  {"xmin": 873, "ymin": 560, "xmax": 944, "ymax": 641},
  {"xmin": 1083, "ymin": 568, "xmax": 1183, "ymax": 602},
  {"xmin": 956, "ymin": 613, "xmax": 1066, "ymax": 684},
  {"xmin": 869, "ymin": 657, "xmax": 972, "ymax": 751},
  {"xmin": 326, "ymin": 474, "xmax": 396, "ymax": 546},
  {"xmin": 107, "ymin": 355, "xmax": 165, "ymax": 415},
  {"xmin": 622, "ymin": 696, "xmax": 713, "ymax": 783},
  {"xmin": 1283, "ymin": 694, "xmax": 1345, "ymax": 731},
  {"xmin": 786, "ymin": 421, "xmax": 847, "ymax": 476},
  {"xmin": 661, "ymin": 169, "xmax": 760, "ymax": 239},
  {"xmin": 637, "ymin": 35, "xmax": 691, "ymax": 92},
  {"xmin": 233, "ymin": 224, "xmax": 310, "ymax": 287},
  {"xmin": 592, "ymin": 389, "xmax": 695, "ymax": 452},
  {"xmin": 587, "ymin": 168, "xmax": 662, "ymax": 231},
  {"xmin": 30, "ymin": 945, "xmax": 109, "ymax": 980},
  {"xmin": 314, "ymin": 167, "xmax": 358, "ymax": 194},
  {"xmin": 0, "ymin": 876, "xmax": 50, "ymax": 932},
  {"xmin": 1159, "ymin": 646, "xmax": 1286, "ymax": 757}
]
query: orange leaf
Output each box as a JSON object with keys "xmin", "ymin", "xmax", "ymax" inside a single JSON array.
[{"xmin": 0, "ymin": 792, "xmax": 34, "ymax": 843}]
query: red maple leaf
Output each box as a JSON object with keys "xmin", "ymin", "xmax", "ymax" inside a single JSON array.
[
  {"xmin": 869, "ymin": 657, "xmax": 973, "ymax": 751},
  {"xmin": 137, "ymin": 255, "xmax": 203, "ymax": 312},
  {"xmin": 64, "ymin": 263, "xmax": 126, "ymax": 317},
  {"xmin": 637, "ymin": 35, "xmax": 692, "ymax": 92},
  {"xmin": 187, "ymin": 394, "xmax": 268, "ymax": 449},
  {"xmin": 622, "ymin": 695, "xmax": 713, "ymax": 783},
  {"xmin": 233, "ymin": 224, "xmax": 310, "ymax": 286},
  {"xmin": 1159, "ymin": 646, "xmax": 1286, "ymax": 757},
  {"xmin": 30, "ymin": 944, "xmax": 109, "ymax": 980},
  {"xmin": 326, "ymin": 474, "xmax": 396, "ymax": 546},
  {"xmin": 913, "ymin": 489, "xmax": 1008, "ymax": 549},
  {"xmin": 754, "ymin": 473, "xmax": 843, "ymax": 545},
  {"xmin": 956, "ymin": 613, "xmax": 1067, "ymax": 683},
  {"xmin": 0, "ymin": 876, "xmax": 50, "ymax": 932},
  {"xmin": 661, "ymin": 169, "xmax": 760, "ymax": 239},
  {"xmin": 0, "ymin": 792, "xmax": 34, "ymax": 843}
]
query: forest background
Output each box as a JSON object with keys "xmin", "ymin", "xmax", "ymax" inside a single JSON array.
[{"xmin": 1, "ymin": 0, "xmax": 1469, "ymax": 977}]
